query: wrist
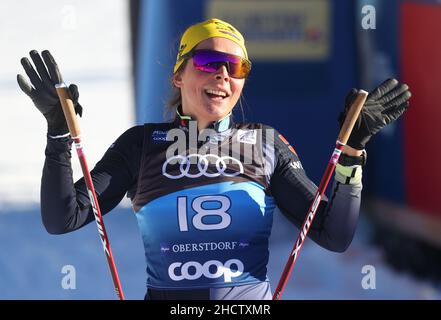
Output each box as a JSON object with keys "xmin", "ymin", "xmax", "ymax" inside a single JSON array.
[
  {"xmin": 48, "ymin": 132, "xmax": 70, "ymax": 139},
  {"xmin": 343, "ymin": 145, "xmax": 363, "ymax": 156},
  {"xmin": 338, "ymin": 149, "xmax": 367, "ymax": 167},
  {"xmin": 47, "ymin": 120, "xmax": 69, "ymax": 137}
]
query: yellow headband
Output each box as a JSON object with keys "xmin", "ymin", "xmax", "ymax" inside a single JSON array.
[{"xmin": 174, "ymin": 18, "xmax": 248, "ymax": 73}]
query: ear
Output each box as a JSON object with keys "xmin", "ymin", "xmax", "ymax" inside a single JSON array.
[{"xmin": 173, "ymin": 72, "xmax": 183, "ymax": 88}]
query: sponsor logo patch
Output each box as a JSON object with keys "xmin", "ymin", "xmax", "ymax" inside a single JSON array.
[
  {"xmin": 168, "ymin": 259, "xmax": 244, "ymax": 282},
  {"xmin": 151, "ymin": 130, "xmax": 168, "ymax": 142},
  {"xmin": 290, "ymin": 161, "xmax": 303, "ymax": 170},
  {"xmin": 237, "ymin": 129, "xmax": 257, "ymax": 144}
]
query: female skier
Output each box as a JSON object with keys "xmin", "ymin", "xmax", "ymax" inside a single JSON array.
[{"xmin": 17, "ymin": 18, "xmax": 411, "ymax": 299}]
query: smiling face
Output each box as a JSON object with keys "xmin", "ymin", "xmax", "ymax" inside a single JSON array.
[{"xmin": 173, "ymin": 37, "xmax": 246, "ymax": 130}]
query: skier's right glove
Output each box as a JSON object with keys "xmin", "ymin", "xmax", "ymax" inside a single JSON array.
[{"xmin": 17, "ymin": 50, "xmax": 82, "ymax": 137}]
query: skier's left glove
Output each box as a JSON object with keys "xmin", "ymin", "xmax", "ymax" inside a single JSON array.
[{"xmin": 339, "ymin": 78, "xmax": 412, "ymax": 150}]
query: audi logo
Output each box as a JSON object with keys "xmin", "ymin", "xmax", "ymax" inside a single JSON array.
[{"xmin": 162, "ymin": 154, "xmax": 244, "ymax": 179}]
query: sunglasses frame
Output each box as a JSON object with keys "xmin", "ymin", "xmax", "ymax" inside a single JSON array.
[{"xmin": 180, "ymin": 49, "xmax": 252, "ymax": 79}]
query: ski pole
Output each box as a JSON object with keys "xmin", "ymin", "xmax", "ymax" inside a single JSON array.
[
  {"xmin": 55, "ymin": 83, "xmax": 125, "ymax": 300},
  {"xmin": 272, "ymin": 90, "xmax": 368, "ymax": 300}
]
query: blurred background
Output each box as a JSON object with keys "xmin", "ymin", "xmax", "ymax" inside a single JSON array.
[{"xmin": 0, "ymin": 0, "xmax": 440, "ymax": 299}]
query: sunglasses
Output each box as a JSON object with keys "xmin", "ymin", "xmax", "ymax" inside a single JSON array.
[{"xmin": 182, "ymin": 49, "xmax": 251, "ymax": 79}]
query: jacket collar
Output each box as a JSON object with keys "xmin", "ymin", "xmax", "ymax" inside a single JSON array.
[{"xmin": 173, "ymin": 105, "xmax": 234, "ymax": 133}]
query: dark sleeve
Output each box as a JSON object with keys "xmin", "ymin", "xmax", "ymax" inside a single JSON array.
[
  {"xmin": 41, "ymin": 125, "xmax": 143, "ymax": 234},
  {"xmin": 268, "ymin": 128, "xmax": 362, "ymax": 252}
]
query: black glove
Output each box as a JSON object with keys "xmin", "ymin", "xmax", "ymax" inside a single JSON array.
[
  {"xmin": 17, "ymin": 50, "xmax": 82, "ymax": 136},
  {"xmin": 339, "ymin": 78, "xmax": 411, "ymax": 150}
]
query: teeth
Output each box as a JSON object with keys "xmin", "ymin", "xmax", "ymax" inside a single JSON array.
[{"xmin": 205, "ymin": 89, "xmax": 227, "ymax": 97}]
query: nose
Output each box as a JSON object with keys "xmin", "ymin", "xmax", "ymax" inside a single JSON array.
[{"xmin": 214, "ymin": 64, "xmax": 230, "ymax": 81}]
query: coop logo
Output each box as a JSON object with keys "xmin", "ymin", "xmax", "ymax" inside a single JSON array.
[
  {"xmin": 168, "ymin": 259, "xmax": 244, "ymax": 282},
  {"xmin": 151, "ymin": 130, "xmax": 168, "ymax": 142}
]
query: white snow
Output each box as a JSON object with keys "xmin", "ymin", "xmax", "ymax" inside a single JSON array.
[{"xmin": 0, "ymin": 0, "xmax": 133, "ymax": 207}]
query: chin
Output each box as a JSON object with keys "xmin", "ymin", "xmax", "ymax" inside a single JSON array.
[{"xmin": 204, "ymin": 104, "xmax": 231, "ymax": 120}]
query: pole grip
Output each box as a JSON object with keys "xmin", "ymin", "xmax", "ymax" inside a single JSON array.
[
  {"xmin": 55, "ymin": 83, "xmax": 81, "ymax": 138},
  {"xmin": 337, "ymin": 90, "xmax": 368, "ymax": 145}
]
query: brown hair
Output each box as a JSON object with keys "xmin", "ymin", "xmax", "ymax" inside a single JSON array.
[{"xmin": 165, "ymin": 60, "xmax": 188, "ymax": 121}]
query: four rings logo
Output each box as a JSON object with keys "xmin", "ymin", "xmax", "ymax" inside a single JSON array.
[
  {"xmin": 162, "ymin": 154, "xmax": 244, "ymax": 179},
  {"xmin": 168, "ymin": 259, "xmax": 244, "ymax": 282}
]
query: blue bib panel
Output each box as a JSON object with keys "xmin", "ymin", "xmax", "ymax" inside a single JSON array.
[{"xmin": 136, "ymin": 181, "xmax": 276, "ymax": 289}]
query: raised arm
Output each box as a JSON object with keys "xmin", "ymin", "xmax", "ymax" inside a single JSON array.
[{"xmin": 17, "ymin": 50, "xmax": 142, "ymax": 234}]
